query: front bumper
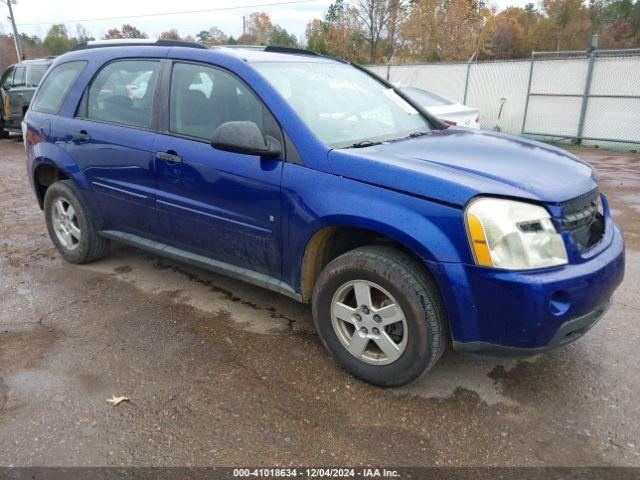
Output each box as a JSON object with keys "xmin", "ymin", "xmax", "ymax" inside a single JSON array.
[
  {"xmin": 453, "ymin": 301, "xmax": 611, "ymax": 357},
  {"xmin": 430, "ymin": 216, "xmax": 625, "ymax": 353}
]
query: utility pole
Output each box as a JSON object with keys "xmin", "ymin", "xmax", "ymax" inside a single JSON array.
[
  {"xmin": 5, "ymin": 0, "xmax": 23, "ymax": 60},
  {"xmin": 242, "ymin": 15, "xmax": 246, "ymax": 38}
]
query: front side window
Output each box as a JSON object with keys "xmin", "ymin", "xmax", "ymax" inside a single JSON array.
[
  {"xmin": 13, "ymin": 66, "xmax": 26, "ymax": 86},
  {"xmin": 28, "ymin": 64, "xmax": 50, "ymax": 86},
  {"xmin": 86, "ymin": 60, "xmax": 159, "ymax": 129},
  {"xmin": 170, "ymin": 62, "xmax": 263, "ymax": 140},
  {"xmin": 1, "ymin": 67, "xmax": 14, "ymax": 90},
  {"xmin": 31, "ymin": 61, "xmax": 86, "ymax": 114},
  {"xmin": 254, "ymin": 62, "xmax": 433, "ymax": 148}
]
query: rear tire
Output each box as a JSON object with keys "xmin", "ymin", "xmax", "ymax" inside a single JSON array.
[
  {"xmin": 312, "ymin": 246, "xmax": 447, "ymax": 387},
  {"xmin": 44, "ymin": 180, "xmax": 110, "ymax": 264}
]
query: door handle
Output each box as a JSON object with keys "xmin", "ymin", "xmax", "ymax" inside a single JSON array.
[
  {"xmin": 71, "ymin": 130, "xmax": 91, "ymax": 142},
  {"xmin": 156, "ymin": 151, "xmax": 183, "ymax": 163}
]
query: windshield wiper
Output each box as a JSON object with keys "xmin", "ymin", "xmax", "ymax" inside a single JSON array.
[
  {"xmin": 346, "ymin": 140, "xmax": 383, "ymax": 149},
  {"xmin": 406, "ymin": 131, "xmax": 430, "ymax": 138},
  {"xmin": 386, "ymin": 131, "xmax": 431, "ymax": 143}
]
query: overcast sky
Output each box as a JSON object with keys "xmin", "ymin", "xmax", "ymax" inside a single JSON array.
[{"xmin": 4, "ymin": 0, "xmax": 535, "ymax": 42}]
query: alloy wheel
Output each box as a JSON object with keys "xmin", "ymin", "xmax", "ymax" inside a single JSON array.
[
  {"xmin": 330, "ymin": 280, "xmax": 408, "ymax": 365},
  {"xmin": 51, "ymin": 197, "xmax": 81, "ymax": 251}
]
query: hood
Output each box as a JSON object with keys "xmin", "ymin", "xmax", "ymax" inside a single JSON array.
[{"xmin": 328, "ymin": 128, "xmax": 597, "ymax": 207}]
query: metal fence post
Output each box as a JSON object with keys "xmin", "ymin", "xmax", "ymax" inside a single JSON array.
[
  {"xmin": 577, "ymin": 35, "xmax": 599, "ymax": 145},
  {"xmin": 521, "ymin": 51, "xmax": 536, "ymax": 135},
  {"xmin": 463, "ymin": 52, "xmax": 476, "ymax": 104}
]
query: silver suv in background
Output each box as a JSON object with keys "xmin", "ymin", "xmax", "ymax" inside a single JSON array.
[{"xmin": 0, "ymin": 58, "xmax": 54, "ymax": 137}]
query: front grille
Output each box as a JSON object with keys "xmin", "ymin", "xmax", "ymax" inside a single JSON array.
[
  {"xmin": 556, "ymin": 188, "xmax": 604, "ymax": 252},
  {"xmin": 561, "ymin": 188, "xmax": 599, "ymax": 215}
]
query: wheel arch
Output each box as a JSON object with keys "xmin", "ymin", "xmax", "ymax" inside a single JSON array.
[
  {"xmin": 30, "ymin": 141, "xmax": 90, "ymax": 209},
  {"xmin": 33, "ymin": 162, "xmax": 71, "ymax": 208},
  {"xmin": 297, "ymin": 216, "xmax": 447, "ymax": 303}
]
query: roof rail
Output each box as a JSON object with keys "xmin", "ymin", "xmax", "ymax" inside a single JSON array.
[
  {"xmin": 264, "ymin": 46, "xmax": 321, "ymax": 57},
  {"xmin": 73, "ymin": 39, "xmax": 207, "ymax": 51},
  {"xmin": 220, "ymin": 44, "xmax": 321, "ymax": 57}
]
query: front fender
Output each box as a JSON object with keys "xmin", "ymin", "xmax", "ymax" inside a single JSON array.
[{"xmin": 281, "ymin": 163, "xmax": 470, "ymax": 293}]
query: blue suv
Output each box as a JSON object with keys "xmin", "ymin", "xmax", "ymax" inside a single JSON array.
[{"xmin": 24, "ymin": 40, "xmax": 625, "ymax": 386}]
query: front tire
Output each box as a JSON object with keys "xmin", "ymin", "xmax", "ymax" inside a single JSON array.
[
  {"xmin": 44, "ymin": 180, "xmax": 110, "ymax": 264},
  {"xmin": 312, "ymin": 246, "xmax": 447, "ymax": 387},
  {"xmin": 0, "ymin": 118, "xmax": 10, "ymax": 138}
]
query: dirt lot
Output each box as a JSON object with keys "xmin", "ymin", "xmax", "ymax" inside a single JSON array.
[{"xmin": 0, "ymin": 137, "xmax": 639, "ymax": 467}]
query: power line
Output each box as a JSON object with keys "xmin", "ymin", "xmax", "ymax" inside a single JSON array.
[{"xmin": 16, "ymin": 0, "xmax": 323, "ymax": 27}]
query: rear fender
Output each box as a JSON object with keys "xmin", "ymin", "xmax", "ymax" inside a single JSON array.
[{"xmin": 31, "ymin": 140, "xmax": 90, "ymax": 191}]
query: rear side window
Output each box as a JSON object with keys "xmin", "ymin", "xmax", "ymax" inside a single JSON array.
[
  {"xmin": 31, "ymin": 61, "xmax": 86, "ymax": 114},
  {"xmin": 28, "ymin": 64, "xmax": 50, "ymax": 86},
  {"xmin": 86, "ymin": 60, "xmax": 159, "ymax": 129},
  {"xmin": 169, "ymin": 62, "xmax": 263, "ymax": 140}
]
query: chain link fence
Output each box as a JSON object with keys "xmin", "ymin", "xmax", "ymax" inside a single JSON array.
[{"xmin": 368, "ymin": 44, "xmax": 640, "ymax": 151}]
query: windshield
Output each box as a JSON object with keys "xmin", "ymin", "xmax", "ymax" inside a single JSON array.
[
  {"xmin": 253, "ymin": 62, "xmax": 433, "ymax": 148},
  {"xmin": 401, "ymin": 87, "xmax": 455, "ymax": 107}
]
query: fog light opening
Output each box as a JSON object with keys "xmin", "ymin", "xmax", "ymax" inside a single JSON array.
[{"xmin": 550, "ymin": 291, "xmax": 571, "ymax": 316}]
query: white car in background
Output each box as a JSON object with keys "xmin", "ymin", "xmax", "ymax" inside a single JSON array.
[{"xmin": 399, "ymin": 86, "xmax": 480, "ymax": 129}]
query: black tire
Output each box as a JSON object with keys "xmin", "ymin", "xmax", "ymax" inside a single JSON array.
[
  {"xmin": 44, "ymin": 180, "xmax": 111, "ymax": 264},
  {"xmin": 0, "ymin": 118, "xmax": 10, "ymax": 138},
  {"xmin": 312, "ymin": 246, "xmax": 447, "ymax": 387}
]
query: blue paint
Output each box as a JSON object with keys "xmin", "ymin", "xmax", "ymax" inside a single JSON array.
[{"xmin": 24, "ymin": 45, "xmax": 625, "ymax": 352}]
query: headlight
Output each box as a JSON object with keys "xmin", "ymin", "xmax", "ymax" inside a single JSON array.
[{"xmin": 465, "ymin": 197, "xmax": 568, "ymax": 270}]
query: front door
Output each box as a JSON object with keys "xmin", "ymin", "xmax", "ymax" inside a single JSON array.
[
  {"xmin": 66, "ymin": 59, "xmax": 161, "ymax": 236},
  {"xmin": 152, "ymin": 61, "xmax": 283, "ymax": 278},
  {"xmin": 0, "ymin": 66, "xmax": 15, "ymax": 127}
]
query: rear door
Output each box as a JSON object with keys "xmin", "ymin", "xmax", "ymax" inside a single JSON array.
[
  {"xmin": 152, "ymin": 61, "xmax": 284, "ymax": 277},
  {"xmin": 66, "ymin": 59, "xmax": 160, "ymax": 236}
]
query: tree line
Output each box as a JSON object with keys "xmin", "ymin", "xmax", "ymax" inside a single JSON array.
[
  {"xmin": 0, "ymin": 0, "xmax": 638, "ymax": 71},
  {"xmin": 308, "ymin": 0, "xmax": 640, "ymax": 63}
]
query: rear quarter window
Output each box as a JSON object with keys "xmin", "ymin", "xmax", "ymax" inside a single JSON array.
[{"xmin": 31, "ymin": 61, "xmax": 86, "ymax": 114}]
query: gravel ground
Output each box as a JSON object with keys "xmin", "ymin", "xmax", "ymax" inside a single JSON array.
[{"xmin": 0, "ymin": 136, "xmax": 639, "ymax": 467}]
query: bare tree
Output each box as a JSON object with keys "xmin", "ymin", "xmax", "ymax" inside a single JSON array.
[
  {"xmin": 75, "ymin": 24, "xmax": 93, "ymax": 43},
  {"xmin": 355, "ymin": 0, "xmax": 390, "ymax": 63},
  {"xmin": 385, "ymin": 0, "xmax": 409, "ymax": 60}
]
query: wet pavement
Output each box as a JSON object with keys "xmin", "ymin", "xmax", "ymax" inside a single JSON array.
[{"xmin": 0, "ymin": 137, "xmax": 639, "ymax": 466}]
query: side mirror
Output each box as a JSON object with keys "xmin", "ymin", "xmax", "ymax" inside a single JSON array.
[{"xmin": 211, "ymin": 121, "xmax": 282, "ymax": 159}]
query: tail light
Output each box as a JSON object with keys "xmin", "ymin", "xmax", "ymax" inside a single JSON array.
[{"xmin": 443, "ymin": 120, "xmax": 457, "ymax": 126}]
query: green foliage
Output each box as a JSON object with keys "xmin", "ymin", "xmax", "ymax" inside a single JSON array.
[
  {"xmin": 43, "ymin": 24, "xmax": 76, "ymax": 55},
  {"xmin": 269, "ymin": 26, "xmax": 298, "ymax": 47},
  {"xmin": 196, "ymin": 31, "xmax": 212, "ymax": 44}
]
